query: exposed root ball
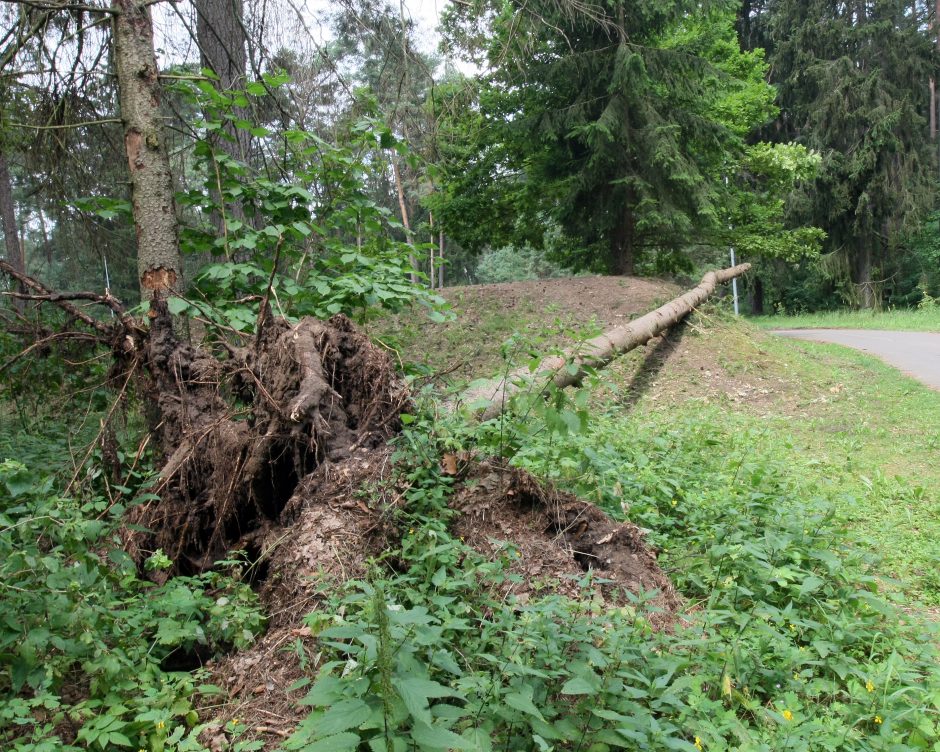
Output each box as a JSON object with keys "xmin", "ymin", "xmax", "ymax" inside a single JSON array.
[
  {"xmin": 123, "ymin": 309, "xmax": 406, "ymax": 577},
  {"xmin": 451, "ymin": 462, "xmax": 681, "ymax": 622}
]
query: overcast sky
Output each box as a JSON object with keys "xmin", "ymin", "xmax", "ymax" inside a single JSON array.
[{"xmin": 152, "ymin": 0, "xmax": 452, "ymax": 70}]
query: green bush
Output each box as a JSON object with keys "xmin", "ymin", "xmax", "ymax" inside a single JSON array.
[
  {"xmin": 474, "ymin": 245, "xmax": 575, "ymax": 284},
  {"xmin": 0, "ymin": 461, "xmax": 266, "ymax": 751}
]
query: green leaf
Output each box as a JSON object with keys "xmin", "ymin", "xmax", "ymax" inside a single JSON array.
[
  {"xmin": 560, "ymin": 677, "xmax": 597, "ymax": 695},
  {"xmin": 166, "ymin": 297, "xmax": 189, "ymax": 315},
  {"xmin": 301, "ymin": 732, "xmax": 360, "ymax": 752},
  {"xmin": 504, "ymin": 686, "xmax": 545, "ymax": 721},
  {"xmin": 392, "ymin": 678, "xmax": 460, "ymax": 725},
  {"xmin": 411, "ymin": 721, "xmax": 475, "ymax": 750},
  {"xmin": 317, "ymin": 699, "xmax": 371, "ymax": 736}
]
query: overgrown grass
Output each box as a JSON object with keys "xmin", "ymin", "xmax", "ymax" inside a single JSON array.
[
  {"xmin": 281, "ymin": 400, "xmax": 940, "ymax": 751},
  {"xmin": 750, "ymin": 306, "xmax": 940, "ymax": 331}
]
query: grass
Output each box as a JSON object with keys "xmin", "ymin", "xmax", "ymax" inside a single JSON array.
[
  {"xmin": 389, "ymin": 295, "xmax": 940, "ymax": 608},
  {"xmin": 606, "ymin": 313, "xmax": 940, "ymax": 607},
  {"xmin": 750, "ymin": 305, "xmax": 940, "ymax": 331}
]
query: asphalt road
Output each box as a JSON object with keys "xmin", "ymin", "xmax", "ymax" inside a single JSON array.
[{"xmin": 773, "ymin": 329, "xmax": 940, "ymax": 390}]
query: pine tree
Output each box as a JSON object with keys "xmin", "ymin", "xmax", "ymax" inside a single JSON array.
[{"xmin": 441, "ymin": 0, "xmax": 776, "ymax": 274}]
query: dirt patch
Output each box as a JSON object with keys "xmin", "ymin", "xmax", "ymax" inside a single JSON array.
[
  {"xmin": 451, "ymin": 461, "xmax": 681, "ymax": 621},
  {"xmin": 445, "ymin": 276, "xmax": 683, "ymax": 330},
  {"xmin": 376, "ymin": 275, "xmax": 683, "ymax": 383}
]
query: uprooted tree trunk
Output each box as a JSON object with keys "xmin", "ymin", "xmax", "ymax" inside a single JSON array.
[
  {"xmin": 121, "ymin": 306, "xmax": 407, "ymax": 576},
  {"xmin": 460, "ymin": 263, "xmax": 751, "ymax": 420},
  {"xmin": 0, "ymin": 258, "xmax": 406, "ymax": 577},
  {"xmin": 112, "ymin": 0, "xmax": 184, "ymax": 300}
]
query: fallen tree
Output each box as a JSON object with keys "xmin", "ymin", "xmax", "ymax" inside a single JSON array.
[{"xmin": 460, "ymin": 263, "xmax": 751, "ymax": 420}]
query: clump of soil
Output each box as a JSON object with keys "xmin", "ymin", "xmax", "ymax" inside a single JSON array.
[
  {"xmin": 450, "ymin": 461, "xmax": 681, "ymax": 619},
  {"xmin": 199, "ymin": 453, "xmax": 680, "ymax": 748}
]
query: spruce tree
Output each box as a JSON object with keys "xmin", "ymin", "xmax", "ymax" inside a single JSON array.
[
  {"xmin": 749, "ymin": 0, "xmax": 935, "ymax": 307},
  {"xmin": 441, "ymin": 0, "xmax": 776, "ymax": 274}
]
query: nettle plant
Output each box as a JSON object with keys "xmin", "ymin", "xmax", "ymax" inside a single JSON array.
[
  {"xmin": 170, "ymin": 73, "xmax": 446, "ymax": 331},
  {"xmin": 0, "ymin": 460, "xmax": 266, "ymax": 751}
]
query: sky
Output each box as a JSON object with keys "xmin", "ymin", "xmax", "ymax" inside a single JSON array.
[{"xmin": 152, "ymin": 0, "xmax": 454, "ymax": 71}]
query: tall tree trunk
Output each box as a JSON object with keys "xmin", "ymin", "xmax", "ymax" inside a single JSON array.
[
  {"xmin": 750, "ymin": 275, "xmax": 764, "ymax": 315},
  {"xmin": 194, "ymin": 0, "xmax": 251, "ymax": 247},
  {"xmin": 854, "ymin": 239, "xmax": 875, "ymax": 309},
  {"xmin": 0, "ymin": 149, "xmax": 24, "ymax": 311},
  {"xmin": 438, "ymin": 230, "xmax": 444, "ymax": 289},
  {"xmin": 393, "ymin": 159, "xmax": 418, "ymax": 283},
  {"xmin": 194, "ymin": 0, "xmax": 250, "ymax": 163},
  {"xmin": 112, "ymin": 0, "xmax": 183, "ymax": 301},
  {"xmin": 610, "ymin": 204, "xmax": 635, "ymax": 276}
]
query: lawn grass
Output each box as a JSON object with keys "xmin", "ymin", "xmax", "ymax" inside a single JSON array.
[
  {"xmin": 750, "ymin": 306, "xmax": 940, "ymax": 331},
  {"xmin": 603, "ymin": 313, "xmax": 940, "ymax": 607}
]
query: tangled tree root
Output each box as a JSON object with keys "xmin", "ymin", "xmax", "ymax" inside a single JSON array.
[{"xmin": 122, "ymin": 306, "xmax": 407, "ymax": 578}]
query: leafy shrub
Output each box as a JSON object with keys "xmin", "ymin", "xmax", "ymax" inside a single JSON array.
[
  {"xmin": 474, "ymin": 244, "xmax": 575, "ymax": 284},
  {"xmin": 0, "ymin": 461, "xmax": 266, "ymax": 751},
  {"xmin": 284, "ymin": 402, "xmax": 940, "ymax": 751},
  {"xmin": 162, "ymin": 76, "xmax": 447, "ymax": 332}
]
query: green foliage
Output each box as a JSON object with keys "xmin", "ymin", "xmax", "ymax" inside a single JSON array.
[
  {"xmin": 752, "ymin": 0, "xmax": 934, "ymax": 307},
  {"xmin": 281, "ymin": 395, "xmax": 940, "ymax": 751},
  {"xmin": 166, "ymin": 75, "xmax": 447, "ymax": 330},
  {"xmin": 474, "ymin": 244, "xmax": 576, "ymax": 284},
  {"xmin": 0, "ymin": 461, "xmax": 266, "ymax": 751},
  {"xmin": 438, "ymin": 1, "xmax": 794, "ymax": 273}
]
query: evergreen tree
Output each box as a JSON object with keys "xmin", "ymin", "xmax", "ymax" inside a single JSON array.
[
  {"xmin": 441, "ymin": 0, "xmax": 777, "ymax": 274},
  {"xmin": 749, "ymin": 0, "xmax": 935, "ymax": 307}
]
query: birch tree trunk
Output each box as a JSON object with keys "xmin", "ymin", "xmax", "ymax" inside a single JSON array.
[
  {"xmin": 112, "ymin": 0, "xmax": 183, "ymax": 302},
  {"xmin": 461, "ymin": 264, "xmax": 751, "ymax": 420}
]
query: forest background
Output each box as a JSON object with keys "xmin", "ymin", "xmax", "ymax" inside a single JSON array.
[{"xmin": 1, "ymin": 0, "xmax": 939, "ymax": 315}]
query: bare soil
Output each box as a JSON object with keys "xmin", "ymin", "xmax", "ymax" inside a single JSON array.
[
  {"xmin": 199, "ymin": 456, "xmax": 679, "ymax": 749},
  {"xmin": 444, "ymin": 275, "xmax": 683, "ymax": 329}
]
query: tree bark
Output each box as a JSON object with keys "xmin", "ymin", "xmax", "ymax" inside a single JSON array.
[
  {"xmin": 194, "ymin": 0, "xmax": 251, "ymax": 186},
  {"xmin": 112, "ymin": 0, "xmax": 183, "ymax": 301},
  {"xmin": 393, "ymin": 159, "xmax": 418, "ymax": 283},
  {"xmin": 854, "ymin": 239, "xmax": 875, "ymax": 309},
  {"xmin": 461, "ymin": 264, "xmax": 751, "ymax": 420},
  {"xmin": 0, "ymin": 149, "xmax": 25, "ymax": 311},
  {"xmin": 438, "ymin": 230, "xmax": 444, "ymax": 288},
  {"xmin": 610, "ymin": 204, "xmax": 635, "ymax": 276},
  {"xmin": 750, "ymin": 275, "xmax": 764, "ymax": 315}
]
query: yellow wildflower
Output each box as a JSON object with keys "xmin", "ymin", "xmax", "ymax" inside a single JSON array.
[
  {"xmin": 866, "ymin": 680, "xmax": 875, "ymax": 693},
  {"xmin": 232, "ymin": 718, "xmax": 240, "ymax": 726},
  {"xmin": 156, "ymin": 720, "xmax": 166, "ymax": 730},
  {"xmin": 694, "ymin": 736, "xmax": 703, "ymax": 751},
  {"xmin": 874, "ymin": 716, "xmax": 883, "ymax": 725},
  {"xmin": 782, "ymin": 709, "xmax": 793, "ymax": 722},
  {"xmin": 788, "ymin": 623, "xmax": 796, "ymax": 632}
]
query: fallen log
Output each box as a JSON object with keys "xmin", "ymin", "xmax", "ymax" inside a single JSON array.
[{"xmin": 460, "ymin": 264, "xmax": 750, "ymax": 420}]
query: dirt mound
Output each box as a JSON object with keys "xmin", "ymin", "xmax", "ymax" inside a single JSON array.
[
  {"xmin": 451, "ymin": 462, "xmax": 680, "ymax": 618},
  {"xmin": 200, "ymin": 456, "xmax": 679, "ymax": 748},
  {"xmin": 445, "ymin": 276, "xmax": 683, "ymax": 329}
]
